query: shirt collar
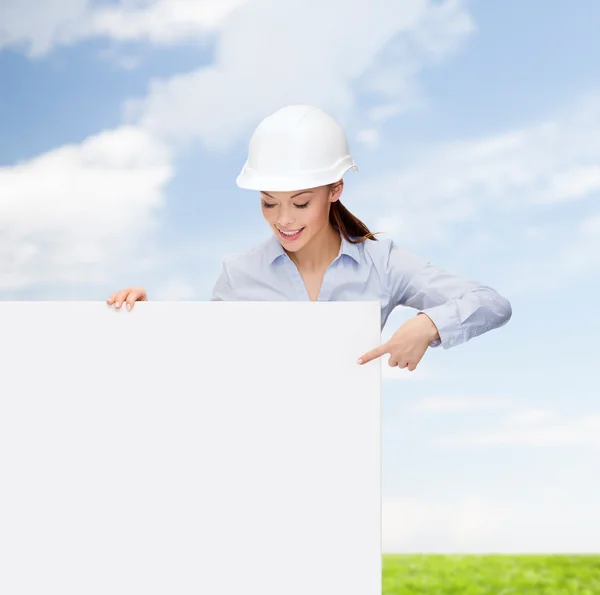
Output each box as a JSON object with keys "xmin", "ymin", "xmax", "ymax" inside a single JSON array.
[{"xmin": 267, "ymin": 231, "xmax": 361, "ymax": 265}]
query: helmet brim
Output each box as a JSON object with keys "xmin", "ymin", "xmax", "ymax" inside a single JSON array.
[{"xmin": 236, "ymin": 162, "xmax": 358, "ymax": 192}]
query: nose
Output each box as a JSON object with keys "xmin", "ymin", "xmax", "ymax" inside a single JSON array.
[{"xmin": 277, "ymin": 206, "xmax": 295, "ymax": 227}]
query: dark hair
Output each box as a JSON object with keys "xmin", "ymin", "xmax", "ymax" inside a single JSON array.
[{"xmin": 328, "ymin": 182, "xmax": 379, "ymax": 244}]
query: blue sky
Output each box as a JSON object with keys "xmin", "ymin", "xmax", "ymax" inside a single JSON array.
[{"xmin": 1, "ymin": 0, "xmax": 600, "ymax": 553}]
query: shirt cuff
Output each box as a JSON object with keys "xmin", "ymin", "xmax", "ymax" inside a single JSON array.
[{"xmin": 418, "ymin": 303, "xmax": 464, "ymax": 349}]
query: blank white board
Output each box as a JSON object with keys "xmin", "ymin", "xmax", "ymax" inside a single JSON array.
[{"xmin": 0, "ymin": 302, "xmax": 381, "ymax": 595}]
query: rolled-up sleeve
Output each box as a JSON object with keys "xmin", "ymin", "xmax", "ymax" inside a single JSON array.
[
  {"xmin": 211, "ymin": 262, "xmax": 237, "ymax": 301},
  {"xmin": 386, "ymin": 242, "xmax": 512, "ymax": 349}
]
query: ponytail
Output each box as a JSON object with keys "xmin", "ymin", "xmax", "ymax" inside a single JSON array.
[{"xmin": 328, "ymin": 183, "xmax": 379, "ymax": 244}]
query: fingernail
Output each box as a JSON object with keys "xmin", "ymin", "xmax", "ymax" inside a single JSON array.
[
  {"xmin": 115, "ymin": 302, "xmax": 120, "ymax": 307},
  {"xmin": 357, "ymin": 358, "xmax": 363, "ymax": 365},
  {"xmin": 126, "ymin": 303, "xmax": 131, "ymax": 310}
]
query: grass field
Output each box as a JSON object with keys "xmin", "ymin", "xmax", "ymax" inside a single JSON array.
[{"xmin": 382, "ymin": 554, "xmax": 600, "ymax": 594}]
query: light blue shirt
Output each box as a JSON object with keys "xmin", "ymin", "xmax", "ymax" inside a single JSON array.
[{"xmin": 211, "ymin": 233, "xmax": 512, "ymax": 349}]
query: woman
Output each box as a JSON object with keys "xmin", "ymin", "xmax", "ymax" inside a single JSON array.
[{"xmin": 107, "ymin": 105, "xmax": 512, "ymax": 371}]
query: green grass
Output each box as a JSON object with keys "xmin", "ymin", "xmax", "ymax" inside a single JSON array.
[{"xmin": 382, "ymin": 554, "xmax": 600, "ymax": 594}]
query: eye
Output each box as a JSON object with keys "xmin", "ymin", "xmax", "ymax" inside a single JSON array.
[
  {"xmin": 262, "ymin": 202, "xmax": 276, "ymax": 209},
  {"xmin": 295, "ymin": 202, "xmax": 309, "ymax": 209}
]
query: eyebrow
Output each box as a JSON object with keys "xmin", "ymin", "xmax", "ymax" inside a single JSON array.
[{"xmin": 261, "ymin": 191, "xmax": 313, "ymax": 199}]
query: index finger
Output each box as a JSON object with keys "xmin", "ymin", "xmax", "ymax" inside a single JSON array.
[{"xmin": 357, "ymin": 343, "xmax": 388, "ymax": 365}]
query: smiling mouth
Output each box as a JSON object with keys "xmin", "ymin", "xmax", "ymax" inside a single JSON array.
[{"xmin": 277, "ymin": 226, "xmax": 305, "ymax": 238}]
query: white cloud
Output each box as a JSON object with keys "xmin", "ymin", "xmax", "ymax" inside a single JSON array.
[
  {"xmin": 557, "ymin": 212, "xmax": 600, "ymax": 274},
  {"xmin": 151, "ymin": 277, "xmax": 196, "ymax": 300},
  {"xmin": 81, "ymin": 0, "xmax": 247, "ymax": 44},
  {"xmin": 0, "ymin": 0, "xmax": 246, "ymax": 57},
  {"xmin": 356, "ymin": 129, "xmax": 380, "ymax": 152},
  {"xmin": 383, "ymin": 496, "xmax": 513, "ymax": 552},
  {"xmin": 0, "ymin": 126, "xmax": 172, "ymax": 292},
  {"xmin": 410, "ymin": 395, "xmax": 512, "ymax": 412},
  {"xmin": 505, "ymin": 408, "xmax": 559, "ymax": 426},
  {"xmin": 546, "ymin": 164, "xmax": 600, "ymax": 202},
  {"xmin": 362, "ymin": 0, "xmax": 474, "ymax": 119},
  {"xmin": 125, "ymin": 0, "xmax": 474, "ymax": 150},
  {"xmin": 523, "ymin": 225, "xmax": 548, "ymax": 242},
  {"xmin": 502, "ymin": 209, "xmax": 600, "ymax": 295},
  {"xmin": 350, "ymin": 92, "xmax": 600, "ymax": 249},
  {"xmin": 383, "ymin": 483, "xmax": 600, "ymax": 553},
  {"xmin": 382, "ymin": 363, "xmax": 431, "ymax": 381},
  {"xmin": 0, "ymin": 0, "xmax": 89, "ymax": 57},
  {"xmin": 440, "ymin": 411, "xmax": 600, "ymax": 447}
]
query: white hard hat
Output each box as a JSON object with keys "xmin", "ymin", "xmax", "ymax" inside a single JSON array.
[{"xmin": 236, "ymin": 105, "xmax": 358, "ymax": 191}]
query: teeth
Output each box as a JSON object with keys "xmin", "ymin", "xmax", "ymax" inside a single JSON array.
[{"xmin": 279, "ymin": 228, "xmax": 301, "ymax": 236}]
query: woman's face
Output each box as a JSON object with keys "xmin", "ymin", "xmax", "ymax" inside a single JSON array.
[{"xmin": 259, "ymin": 183, "xmax": 342, "ymax": 251}]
